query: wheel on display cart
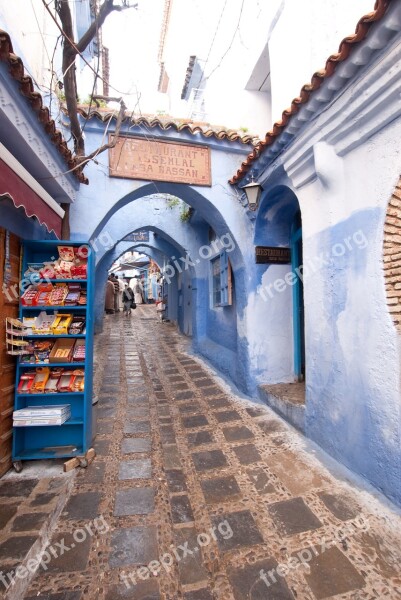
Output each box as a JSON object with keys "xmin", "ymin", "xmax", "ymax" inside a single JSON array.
[{"xmin": 13, "ymin": 461, "xmax": 23, "ymax": 473}]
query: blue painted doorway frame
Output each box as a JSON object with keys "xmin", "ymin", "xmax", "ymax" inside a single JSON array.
[{"xmin": 290, "ymin": 224, "xmax": 305, "ymax": 380}]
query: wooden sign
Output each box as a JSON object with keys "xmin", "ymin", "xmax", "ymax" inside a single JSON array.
[
  {"xmin": 109, "ymin": 136, "xmax": 211, "ymax": 186},
  {"xmin": 255, "ymin": 246, "xmax": 291, "ymax": 264}
]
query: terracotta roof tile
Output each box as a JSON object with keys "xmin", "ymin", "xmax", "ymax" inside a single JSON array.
[
  {"xmin": 229, "ymin": 0, "xmax": 392, "ymax": 185},
  {"xmin": 76, "ymin": 107, "xmax": 260, "ymax": 146},
  {"xmin": 0, "ymin": 29, "xmax": 87, "ymax": 184}
]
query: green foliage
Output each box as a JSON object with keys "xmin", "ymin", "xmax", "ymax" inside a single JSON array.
[
  {"xmin": 166, "ymin": 196, "xmax": 181, "ymax": 209},
  {"xmin": 179, "ymin": 207, "xmax": 192, "ymax": 222},
  {"xmin": 239, "ymin": 126, "xmax": 249, "ymax": 133},
  {"xmin": 164, "ymin": 196, "xmax": 192, "ymax": 223},
  {"xmin": 79, "ymin": 96, "xmax": 107, "ymax": 108}
]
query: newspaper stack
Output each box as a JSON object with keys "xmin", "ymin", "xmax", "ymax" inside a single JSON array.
[{"xmin": 13, "ymin": 404, "xmax": 71, "ymax": 427}]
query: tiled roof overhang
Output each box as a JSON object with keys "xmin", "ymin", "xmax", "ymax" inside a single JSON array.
[
  {"xmin": 0, "ymin": 29, "xmax": 87, "ymax": 184},
  {"xmin": 229, "ymin": 0, "xmax": 393, "ymax": 185},
  {"xmin": 76, "ymin": 108, "xmax": 260, "ymax": 146}
]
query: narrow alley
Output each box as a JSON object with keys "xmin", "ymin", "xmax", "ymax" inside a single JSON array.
[{"xmin": 3, "ymin": 306, "xmax": 399, "ymax": 600}]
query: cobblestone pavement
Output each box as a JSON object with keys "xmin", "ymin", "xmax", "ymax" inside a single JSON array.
[{"xmin": 21, "ymin": 306, "xmax": 401, "ymax": 599}]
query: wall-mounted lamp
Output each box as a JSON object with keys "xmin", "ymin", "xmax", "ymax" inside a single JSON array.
[{"xmin": 242, "ymin": 176, "xmax": 263, "ymax": 211}]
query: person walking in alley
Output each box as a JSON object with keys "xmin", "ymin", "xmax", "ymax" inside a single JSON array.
[
  {"xmin": 122, "ymin": 283, "xmax": 136, "ymax": 316},
  {"xmin": 105, "ymin": 275, "xmax": 115, "ymax": 314},
  {"xmin": 133, "ymin": 276, "xmax": 145, "ymax": 305},
  {"xmin": 111, "ymin": 273, "xmax": 120, "ymax": 312},
  {"xmin": 117, "ymin": 275, "xmax": 125, "ymax": 311}
]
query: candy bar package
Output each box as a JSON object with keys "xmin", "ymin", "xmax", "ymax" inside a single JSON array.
[
  {"xmin": 68, "ymin": 316, "xmax": 86, "ymax": 335},
  {"xmin": 48, "ymin": 284, "xmax": 68, "ymax": 306},
  {"xmin": 54, "ymin": 260, "xmax": 72, "ymax": 279},
  {"xmin": 36, "ymin": 283, "xmax": 53, "ymax": 306},
  {"xmin": 31, "ymin": 367, "xmax": 50, "ymax": 393},
  {"xmin": 44, "ymin": 369, "xmax": 63, "ymax": 393},
  {"xmin": 51, "ymin": 314, "xmax": 73, "ymax": 335},
  {"xmin": 74, "ymin": 246, "xmax": 89, "ymax": 260},
  {"xmin": 21, "ymin": 285, "xmax": 39, "ymax": 306},
  {"xmin": 33, "ymin": 340, "xmax": 54, "ymax": 363},
  {"xmin": 39, "ymin": 263, "xmax": 57, "ymax": 279},
  {"xmin": 70, "ymin": 263, "xmax": 87, "ymax": 278},
  {"xmin": 58, "ymin": 246, "xmax": 75, "ymax": 262},
  {"xmin": 49, "ymin": 338, "xmax": 75, "ymax": 363},
  {"xmin": 72, "ymin": 339, "xmax": 85, "ymax": 362},
  {"xmin": 32, "ymin": 312, "xmax": 56, "ymax": 335},
  {"xmin": 64, "ymin": 283, "xmax": 81, "ymax": 305},
  {"xmin": 71, "ymin": 369, "xmax": 85, "ymax": 392},
  {"xmin": 57, "ymin": 371, "xmax": 75, "ymax": 393},
  {"xmin": 17, "ymin": 373, "xmax": 35, "ymax": 393}
]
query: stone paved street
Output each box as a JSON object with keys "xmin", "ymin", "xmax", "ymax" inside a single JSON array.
[{"xmin": 20, "ymin": 306, "xmax": 401, "ymax": 599}]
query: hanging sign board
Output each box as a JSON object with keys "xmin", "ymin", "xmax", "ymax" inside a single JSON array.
[
  {"xmin": 255, "ymin": 246, "xmax": 291, "ymax": 264},
  {"xmin": 123, "ymin": 231, "xmax": 150, "ymax": 242},
  {"xmin": 109, "ymin": 136, "xmax": 211, "ymax": 186}
]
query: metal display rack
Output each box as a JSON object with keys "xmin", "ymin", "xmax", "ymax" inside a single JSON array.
[{"xmin": 12, "ymin": 240, "xmax": 94, "ymax": 471}]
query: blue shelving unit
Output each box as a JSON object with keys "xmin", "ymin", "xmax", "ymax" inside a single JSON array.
[{"xmin": 12, "ymin": 240, "xmax": 94, "ymax": 468}]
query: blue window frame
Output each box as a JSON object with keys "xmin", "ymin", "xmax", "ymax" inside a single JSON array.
[{"xmin": 210, "ymin": 251, "xmax": 232, "ymax": 307}]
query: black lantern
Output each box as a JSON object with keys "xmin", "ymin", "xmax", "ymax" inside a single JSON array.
[{"xmin": 242, "ymin": 177, "xmax": 262, "ymax": 211}]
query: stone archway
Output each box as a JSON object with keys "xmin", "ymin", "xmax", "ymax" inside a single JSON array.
[
  {"xmin": 89, "ymin": 193, "xmax": 249, "ymax": 391},
  {"xmin": 95, "ymin": 231, "xmax": 194, "ymax": 335}
]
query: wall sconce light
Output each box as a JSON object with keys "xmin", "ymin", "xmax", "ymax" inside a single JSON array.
[{"xmin": 242, "ymin": 176, "xmax": 262, "ymax": 211}]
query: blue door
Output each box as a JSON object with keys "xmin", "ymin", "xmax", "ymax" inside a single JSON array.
[{"xmin": 291, "ymin": 221, "xmax": 305, "ymax": 380}]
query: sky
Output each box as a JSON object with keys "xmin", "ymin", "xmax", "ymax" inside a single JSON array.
[{"xmin": 101, "ymin": 0, "xmax": 166, "ymax": 115}]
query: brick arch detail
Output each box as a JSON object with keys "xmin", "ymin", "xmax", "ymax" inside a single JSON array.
[{"xmin": 383, "ymin": 178, "xmax": 401, "ymax": 331}]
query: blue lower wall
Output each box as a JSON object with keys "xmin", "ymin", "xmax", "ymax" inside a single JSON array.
[{"xmin": 305, "ymin": 208, "xmax": 401, "ymax": 505}]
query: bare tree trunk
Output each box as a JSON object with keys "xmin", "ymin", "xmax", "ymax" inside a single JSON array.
[
  {"xmin": 61, "ymin": 203, "xmax": 70, "ymax": 240},
  {"xmin": 57, "ymin": 1, "xmax": 85, "ymax": 156}
]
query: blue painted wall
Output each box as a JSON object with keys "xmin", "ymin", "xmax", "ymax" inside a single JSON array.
[{"xmin": 305, "ymin": 208, "xmax": 401, "ymax": 504}]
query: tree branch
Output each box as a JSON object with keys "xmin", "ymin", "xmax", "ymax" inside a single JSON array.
[
  {"xmin": 92, "ymin": 95, "xmax": 122, "ymax": 107},
  {"xmin": 56, "ymin": 1, "xmax": 85, "ymax": 155},
  {"xmin": 75, "ymin": 98, "xmax": 127, "ymax": 166},
  {"xmin": 76, "ymin": 1, "xmax": 136, "ymax": 55}
]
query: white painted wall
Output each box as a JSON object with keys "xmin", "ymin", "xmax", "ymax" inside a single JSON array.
[
  {"xmin": 268, "ymin": 0, "xmax": 375, "ymax": 124},
  {"xmin": 0, "ymin": 1, "xmax": 58, "ymax": 93},
  {"xmin": 160, "ymin": 0, "xmax": 376, "ymax": 136}
]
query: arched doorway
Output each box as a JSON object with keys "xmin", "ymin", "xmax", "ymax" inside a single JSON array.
[{"xmin": 254, "ymin": 185, "xmax": 305, "ymax": 382}]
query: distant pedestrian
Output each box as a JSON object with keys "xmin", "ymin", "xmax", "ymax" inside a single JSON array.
[
  {"xmin": 122, "ymin": 283, "xmax": 136, "ymax": 316},
  {"xmin": 133, "ymin": 277, "xmax": 145, "ymax": 305},
  {"xmin": 117, "ymin": 275, "xmax": 125, "ymax": 310},
  {"xmin": 105, "ymin": 276, "xmax": 115, "ymax": 314},
  {"xmin": 111, "ymin": 274, "xmax": 120, "ymax": 312}
]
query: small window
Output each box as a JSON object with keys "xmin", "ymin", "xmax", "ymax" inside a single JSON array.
[{"xmin": 211, "ymin": 252, "xmax": 232, "ymax": 307}]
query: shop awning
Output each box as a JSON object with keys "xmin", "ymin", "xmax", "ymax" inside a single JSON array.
[{"xmin": 0, "ymin": 144, "xmax": 64, "ymax": 237}]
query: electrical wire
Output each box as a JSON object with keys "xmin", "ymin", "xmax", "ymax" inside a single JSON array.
[
  {"xmin": 206, "ymin": 0, "xmax": 246, "ymax": 81},
  {"xmin": 187, "ymin": 0, "xmax": 229, "ymax": 117}
]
